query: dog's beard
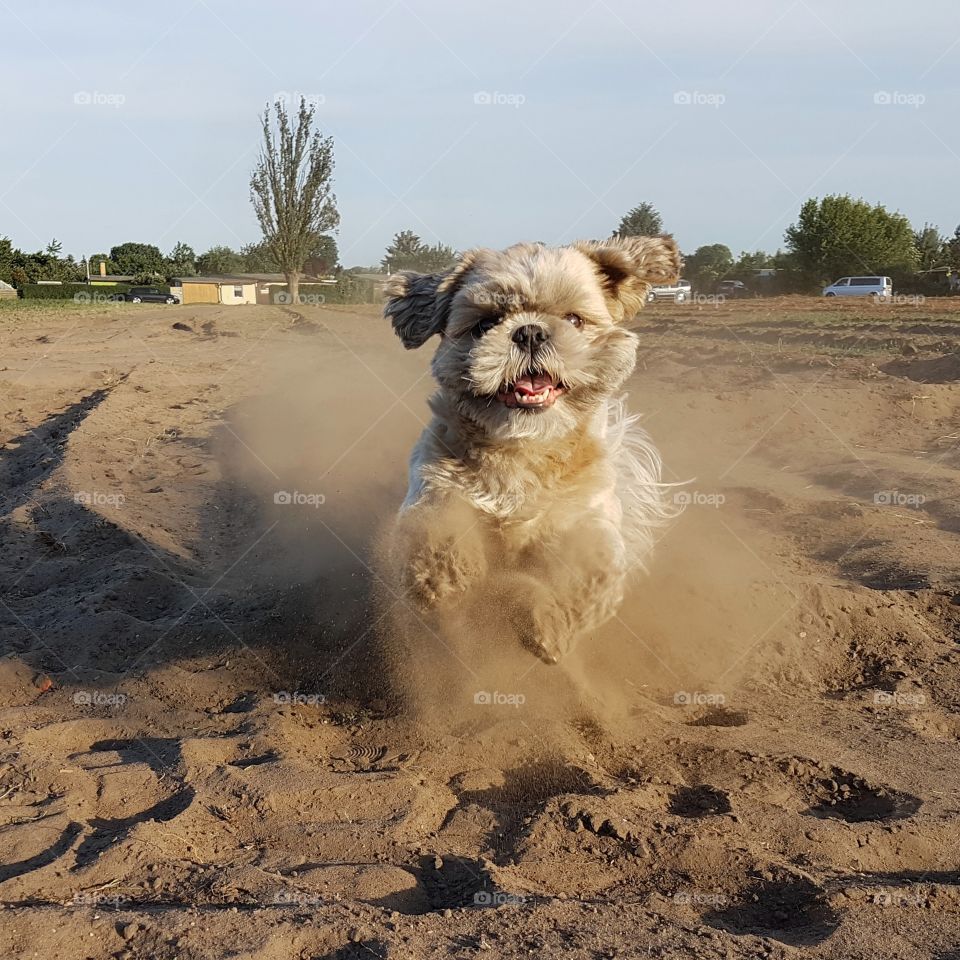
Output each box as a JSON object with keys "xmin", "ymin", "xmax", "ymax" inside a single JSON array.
[{"xmin": 432, "ymin": 324, "xmax": 638, "ymax": 441}]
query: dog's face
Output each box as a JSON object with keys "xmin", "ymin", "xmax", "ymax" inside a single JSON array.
[{"xmin": 384, "ymin": 236, "xmax": 680, "ymax": 441}]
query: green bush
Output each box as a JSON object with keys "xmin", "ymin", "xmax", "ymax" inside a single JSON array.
[
  {"xmin": 273, "ymin": 277, "xmax": 380, "ymax": 305},
  {"xmin": 20, "ymin": 282, "xmax": 170, "ymax": 301}
]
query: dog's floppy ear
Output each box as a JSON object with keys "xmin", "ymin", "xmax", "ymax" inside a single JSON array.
[
  {"xmin": 384, "ymin": 252, "xmax": 478, "ymax": 349},
  {"xmin": 575, "ymin": 235, "xmax": 681, "ymax": 320}
]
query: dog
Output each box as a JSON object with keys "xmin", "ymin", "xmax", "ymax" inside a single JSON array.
[{"xmin": 383, "ymin": 235, "xmax": 681, "ymax": 664}]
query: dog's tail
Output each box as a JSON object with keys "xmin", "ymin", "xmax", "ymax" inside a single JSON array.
[{"xmin": 607, "ymin": 396, "xmax": 685, "ymax": 570}]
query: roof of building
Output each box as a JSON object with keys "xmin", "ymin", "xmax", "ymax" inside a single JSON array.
[
  {"xmin": 175, "ymin": 275, "xmax": 260, "ymax": 285},
  {"xmin": 90, "ymin": 275, "xmax": 135, "ymax": 282}
]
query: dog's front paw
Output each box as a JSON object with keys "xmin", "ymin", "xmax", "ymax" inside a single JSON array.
[
  {"xmin": 405, "ymin": 538, "xmax": 486, "ymax": 610},
  {"xmin": 512, "ymin": 595, "xmax": 576, "ymax": 665}
]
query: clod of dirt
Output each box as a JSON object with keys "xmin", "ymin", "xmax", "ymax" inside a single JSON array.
[
  {"xmin": 804, "ymin": 774, "xmax": 922, "ymax": 823},
  {"xmin": 172, "ymin": 322, "xmax": 193, "ymax": 332}
]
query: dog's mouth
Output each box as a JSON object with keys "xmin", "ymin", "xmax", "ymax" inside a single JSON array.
[{"xmin": 495, "ymin": 371, "xmax": 566, "ymax": 410}]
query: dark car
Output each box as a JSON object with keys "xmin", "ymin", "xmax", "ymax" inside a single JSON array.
[
  {"xmin": 716, "ymin": 279, "xmax": 751, "ymax": 299},
  {"xmin": 124, "ymin": 286, "xmax": 178, "ymax": 304}
]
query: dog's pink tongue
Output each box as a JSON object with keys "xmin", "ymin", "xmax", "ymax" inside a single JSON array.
[{"xmin": 513, "ymin": 373, "xmax": 554, "ymax": 395}]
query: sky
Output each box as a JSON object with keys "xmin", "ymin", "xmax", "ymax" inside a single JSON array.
[{"xmin": 1, "ymin": 0, "xmax": 959, "ymax": 267}]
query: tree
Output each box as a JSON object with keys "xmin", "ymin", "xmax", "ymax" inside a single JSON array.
[
  {"xmin": 784, "ymin": 195, "xmax": 917, "ymax": 281},
  {"xmin": 913, "ymin": 223, "xmax": 946, "ymax": 272},
  {"xmin": 306, "ymin": 234, "xmax": 339, "ymax": 275},
  {"xmin": 684, "ymin": 244, "xmax": 734, "ymax": 291},
  {"xmin": 417, "ymin": 242, "xmax": 457, "ymax": 272},
  {"xmin": 250, "ymin": 97, "xmax": 339, "ymax": 303},
  {"xmin": 88, "ymin": 252, "xmax": 120, "ymax": 276},
  {"xmin": 615, "ymin": 202, "xmax": 664, "ymax": 238},
  {"xmin": 166, "ymin": 241, "xmax": 197, "ymax": 277},
  {"xmin": 382, "ymin": 230, "xmax": 424, "ymax": 272},
  {"xmin": 45, "ymin": 238, "xmax": 63, "ymax": 257},
  {"xmin": 196, "ymin": 245, "xmax": 243, "ymax": 274},
  {"xmin": 734, "ymin": 250, "xmax": 771, "ymax": 273},
  {"xmin": 240, "ymin": 240, "xmax": 278, "ymax": 273},
  {"xmin": 110, "ymin": 242, "xmax": 166, "ymax": 276}
]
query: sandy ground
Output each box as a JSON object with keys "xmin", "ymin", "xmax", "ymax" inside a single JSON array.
[{"xmin": 0, "ymin": 296, "xmax": 958, "ymax": 959}]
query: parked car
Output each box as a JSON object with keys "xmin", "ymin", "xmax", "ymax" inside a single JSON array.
[
  {"xmin": 646, "ymin": 279, "xmax": 692, "ymax": 303},
  {"xmin": 822, "ymin": 276, "xmax": 892, "ymax": 299},
  {"xmin": 716, "ymin": 279, "xmax": 751, "ymax": 299},
  {"xmin": 124, "ymin": 286, "xmax": 178, "ymax": 304}
]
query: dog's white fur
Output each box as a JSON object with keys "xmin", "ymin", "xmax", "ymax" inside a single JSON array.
[{"xmin": 383, "ymin": 236, "xmax": 681, "ymax": 663}]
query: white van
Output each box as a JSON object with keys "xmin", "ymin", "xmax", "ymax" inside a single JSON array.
[{"xmin": 822, "ymin": 276, "xmax": 893, "ymax": 299}]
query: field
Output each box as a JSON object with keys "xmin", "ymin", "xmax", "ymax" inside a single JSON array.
[{"xmin": 1, "ymin": 296, "xmax": 959, "ymax": 959}]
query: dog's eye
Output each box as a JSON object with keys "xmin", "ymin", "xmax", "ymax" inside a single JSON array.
[
  {"xmin": 472, "ymin": 316, "xmax": 501, "ymax": 338},
  {"xmin": 565, "ymin": 313, "xmax": 584, "ymax": 329}
]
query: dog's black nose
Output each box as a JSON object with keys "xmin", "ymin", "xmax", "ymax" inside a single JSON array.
[{"xmin": 512, "ymin": 324, "xmax": 548, "ymax": 350}]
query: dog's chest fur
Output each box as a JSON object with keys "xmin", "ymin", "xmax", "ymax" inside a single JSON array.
[{"xmin": 404, "ymin": 402, "xmax": 618, "ymax": 550}]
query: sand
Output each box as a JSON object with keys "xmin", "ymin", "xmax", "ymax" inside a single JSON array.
[{"xmin": 0, "ymin": 296, "xmax": 958, "ymax": 959}]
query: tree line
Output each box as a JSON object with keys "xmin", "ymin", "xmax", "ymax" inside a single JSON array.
[
  {"xmin": 0, "ymin": 236, "xmax": 339, "ymax": 288},
  {"xmin": 4, "ymin": 96, "xmax": 958, "ymax": 299}
]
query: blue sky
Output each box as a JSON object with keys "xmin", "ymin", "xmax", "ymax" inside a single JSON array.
[{"xmin": 1, "ymin": 0, "xmax": 958, "ymax": 267}]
